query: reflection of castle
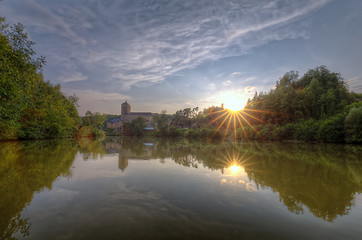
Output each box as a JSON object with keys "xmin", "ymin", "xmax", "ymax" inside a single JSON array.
[
  {"xmin": 105, "ymin": 141, "xmax": 153, "ymax": 172},
  {"xmin": 118, "ymin": 157, "xmax": 128, "ymax": 172},
  {"xmin": 107, "ymin": 101, "xmax": 153, "ymax": 130}
]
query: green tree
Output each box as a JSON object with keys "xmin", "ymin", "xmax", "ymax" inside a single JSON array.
[
  {"xmin": 131, "ymin": 116, "xmax": 146, "ymax": 137},
  {"xmin": 152, "ymin": 111, "xmax": 170, "ymax": 136},
  {"xmin": 344, "ymin": 105, "xmax": 362, "ymax": 143},
  {"xmin": 81, "ymin": 111, "xmax": 106, "ymax": 129},
  {"xmin": 0, "ymin": 17, "xmax": 80, "ymax": 140}
]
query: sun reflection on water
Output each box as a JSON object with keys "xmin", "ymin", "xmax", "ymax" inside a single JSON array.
[{"xmin": 216, "ymin": 148, "xmax": 258, "ymax": 192}]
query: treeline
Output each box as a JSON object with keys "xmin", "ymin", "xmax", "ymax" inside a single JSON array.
[
  {"xmin": 0, "ymin": 18, "xmax": 80, "ymax": 140},
  {"xmin": 77, "ymin": 111, "xmax": 106, "ymax": 139},
  {"xmin": 149, "ymin": 66, "xmax": 361, "ymax": 143},
  {"xmin": 244, "ymin": 66, "xmax": 362, "ymax": 143}
]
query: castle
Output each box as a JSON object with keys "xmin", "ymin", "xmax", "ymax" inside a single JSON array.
[{"xmin": 106, "ymin": 101, "xmax": 152, "ymax": 130}]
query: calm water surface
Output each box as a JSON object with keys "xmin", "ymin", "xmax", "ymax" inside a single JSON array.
[{"xmin": 1, "ymin": 138, "xmax": 361, "ymax": 240}]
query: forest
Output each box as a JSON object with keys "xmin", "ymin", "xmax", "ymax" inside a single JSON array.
[{"xmin": 0, "ymin": 17, "xmax": 80, "ymax": 140}]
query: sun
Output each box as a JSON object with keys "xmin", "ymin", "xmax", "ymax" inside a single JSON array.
[
  {"xmin": 220, "ymin": 91, "xmax": 247, "ymax": 111},
  {"xmin": 229, "ymin": 164, "xmax": 241, "ymax": 174},
  {"xmin": 206, "ymin": 90, "xmax": 273, "ymax": 140}
]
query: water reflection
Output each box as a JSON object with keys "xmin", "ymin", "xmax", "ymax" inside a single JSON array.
[
  {"xmin": 0, "ymin": 138, "xmax": 362, "ymax": 239},
  {"xmin": 101, "ymin": 138, "xmax": 362, "ymax": 222},
  {"xmin": 0, "ymin": 140, "xmax": 78, "ymax": 239}
]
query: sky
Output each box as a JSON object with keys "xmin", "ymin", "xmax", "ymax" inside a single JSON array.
[{"xmin": 1, "ymin": 0, "xmax": 362, "ymax": 115}]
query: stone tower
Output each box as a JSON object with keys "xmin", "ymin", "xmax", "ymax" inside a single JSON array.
[{"xmin": 121, "ymin": 101, "xmax": 131, "ymax": 116}]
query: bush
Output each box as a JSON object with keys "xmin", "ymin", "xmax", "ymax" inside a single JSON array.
[
  {"xmin": 168, "ymin": 127, "xmax": 184, "ymax": 137},
  {"xmin": 76, "ymin": 126, "xmax": 105, "ymax": 139},
  {"xmin": 317, "ymin": 113, "xmax": 346, "ymax": 143},
  {"xmin": 344, "ymin": 105, "xmax": 362, "ymax": 143},
  {"xmin": 294, "ymin": 120, "xmax": 320, "ymax": 141}
]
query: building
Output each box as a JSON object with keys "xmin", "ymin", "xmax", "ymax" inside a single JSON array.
[
  {"xmin": 106, "ymin": 118, "xmax": 122, "ymax": 129},
  {"xmin": 121, "ymin": 101, "xmax": 152, "ymax": 125},
  {"xmin": 106, "ymin": 101, "xmax": 153, "ymax": 130}
]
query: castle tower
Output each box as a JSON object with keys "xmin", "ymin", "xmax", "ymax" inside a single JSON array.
[{"xmin": 121, "ymin": 101, "xmax": 131, "ymax": 116}]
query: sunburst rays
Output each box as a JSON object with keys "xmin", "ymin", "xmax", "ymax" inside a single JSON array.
[
  {"xmin": 205, "ymin": 103, "xmax": 272, "ymax": 140},
  {"xmin": 215, "ymin": 146, "xmax": 257, "ymax": 178}
]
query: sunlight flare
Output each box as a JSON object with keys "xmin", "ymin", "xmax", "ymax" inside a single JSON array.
[
  {"xmin": 219, "ymin": 91, "xmax": 247, "ymax": 111},
  {"xmin": 229, "ymin": 164, "xmax": 241, "ymax": 174}
]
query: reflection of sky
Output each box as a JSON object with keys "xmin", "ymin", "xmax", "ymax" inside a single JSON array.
[
  {"xmin": 1, "ymin": 0, "xmax": 362, "ymax": 114},
  {"xmin": 19, "ymin": 152, "xmax": 362, "ymax": 240},
  {"xmin": 220, "ymin": 165, "xmax": 258, "ymax": 192}
]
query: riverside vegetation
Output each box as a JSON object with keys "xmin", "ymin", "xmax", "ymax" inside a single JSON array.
[
  {"xmin": 123, "ymin": 66, "xmax": 362, "ymax": 144},
  {"xmin": 0, "ymin": 17, "xmax": 79, "ymax": 140},
  {"xmin": 0, "ymin": 18, "xmax": 105, "ymax": 140}
]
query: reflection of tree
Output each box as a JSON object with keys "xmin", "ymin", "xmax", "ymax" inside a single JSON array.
[
  {"xmin": 77, "ymin": 138, "xmax": 106, "ymax": 160},
  {"xmin": 117, "ymin": 138, "xmax": 362, "ymax": 222},
  {"xmin": 73, "ymin": 137, "xmax": 362, "ymax": 222},
  {"xmin": 1, "ymin": 214, "xmax": 30, "ymax": 240},
  {"xmin": 237, "ymin": 143, "xmax": 362, "ymax": 222},
  {"xmin": 0, "ymin": 140, "xmax": 78, "ymax": 239}
]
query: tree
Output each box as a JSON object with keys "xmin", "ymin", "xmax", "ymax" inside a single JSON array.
[
  {"xmin": 152, "ymin": 111, "xmax": 170, "ymax": 136},
  {"xmin": 344, "ymin": 105, "xmax": 362, "ymax": 143},
  {"xmin": 81, "ymin": 111, "xmax": 106, "ymax": 129},
  {"xmin": 0, "ymin": 17, "xmax": 79, "ymax": 140},
  {"xmin": 131, "ymin": 117, "xmax": 146, "ymax": 137},
  {"xmin": 171, "ymin": 107, "xmax": 199, "ymax": 128}
]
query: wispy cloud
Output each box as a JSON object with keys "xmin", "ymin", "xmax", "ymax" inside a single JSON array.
[
  {"xmin": 59, "ymin": 72, "xmax": 88, "ymax": 83},
  {"xmin": 245, "ymin": 86, "xmax": 257, "ymax": 94},
  {"xmin": 2, "ymin": 0, "xmax": 86, "ymax": 45},
  {"xmin": 99, "ymin": 0, "xmax": 330, "ymax": 87},
  {"xmin": 243, "ymin": 77, "xmax": 256, "ymax": 82},
  {"xmin": 223, "ymin": 80, "xmax": 232, "ymax": 86},
  {"xmin": 346, "ymin": 76, "xmax": 362, "ymax": 92},
  {"xmin": 8, "ymin": 0, "xmax": 330, "ymax": 89},
  {"xmin": 0, "ymin": 0, "xmax": 334, "ymax": 111},
  {"xmin": 230, "ymin": 72, "xmax": 242, "ymax": 78}
]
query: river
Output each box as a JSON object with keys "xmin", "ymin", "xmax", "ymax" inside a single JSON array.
[{"xmin": 1, "ymin": 137, "xmax": 361, "ymax": 239}]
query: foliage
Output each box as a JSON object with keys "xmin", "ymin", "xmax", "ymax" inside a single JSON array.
[
  {"xmin": 0, "ymin": 17, "xmax": 80, "ymax": 140},
  {"xmin": 122, "ymin": 122, "xmax": 133, "ymax": 136},
  {"xmin": 246, "ymin": 66, "xmax": 353, "ymax": 124},
  {"xmin": 76, "ymin": 111, "xmax": 106, "ymax": 139},
  {"xmin": 171, "ymin": 107, "xmax": 199, "ymax": 128},
  {"xmin": 317, "ymin": 113, "xmax": 346, "ymax": 143},
  {"xmin": 152, "ymin": 111, "xmax": 170, "ymax": 137},
  {"xmin": 344, "ymin": 103, "xmax": 362, "ymax": 143},
  {"xmin": 241, "ymin": 66, "xmax": 361, "ymax": 143},
  {"xmin": 131, "ymin": 116, "xmax": 146, "ymax": 137},
  {"xmin": 75, "ymin": 126, "xmax": 105, "ymax": 139},
  {"xmin": 81, "ymin": 111, "xmax": 106, "ymax": 129}
]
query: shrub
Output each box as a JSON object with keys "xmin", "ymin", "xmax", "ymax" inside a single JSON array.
[
  {"xmin": 344, "ymin": 105, "xmax": 362, "ymax": 143},
  {"xmin": 317, "ymin": 113, "xmax": 345, "ymax": 143}
]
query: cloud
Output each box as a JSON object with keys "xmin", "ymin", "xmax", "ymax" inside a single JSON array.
[
  {"xmin": 0, "ymin": 0, "xmax": 332, "ymax": 90},
  {"xmin": 243, "ymin": 77, "xmax": 256, "ymax": 82},
  {"xmin": 53, "ymin": 0, "xmax": 330, "ymax": 88},
  {"xmin": 230, "ymin": 72, "xmax": 242, "ymax": 78},
  {"xmin": 2, "ymin": 0, "xmax": 86, "ymax": 45},
  {"xmin": 59, "ymin": 72, "xmax": 88, "ymax": 83},
  {"xmin": 223, "ymin": 80, "xmax": 232, "ymax": 86},
  {"xmin": 346, "ymin": 76, "xmax": 362, "ymax": 92},
  {"xmin": 245, "ymin": 86, "xmax": 257, "ymax": 94}
]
